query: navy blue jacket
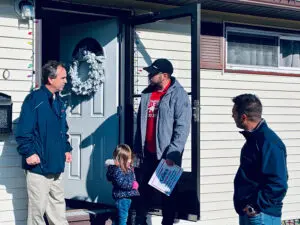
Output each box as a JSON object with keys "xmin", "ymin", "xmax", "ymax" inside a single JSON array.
[
  {"xmin": 15, "ymin": 86, "xmax": 72, "ymax": 175},
  {"xmin": 106, "ymin": 164, "xmax": 139, "ymax": 199},
  {"xmin": 234, "ymin": 120, "xmax": 288, "ymax": 217}
]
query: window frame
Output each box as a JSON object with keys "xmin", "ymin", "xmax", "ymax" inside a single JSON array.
[{"xmin": 225, "ymin": 25, "xmax": 300, "ymax": 74}]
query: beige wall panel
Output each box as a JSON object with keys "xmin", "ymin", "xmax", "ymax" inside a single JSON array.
[
  {"xmin": 0, "ymin": 156, "xmax": 21, "ymax": 167},
  {"xmin": 0, "ymin": 198, "xmax": 27, "ymax": 211},
  {"xmin": 135, "ymin": 57, "xmax": 191, "ymax": 70},
  {"xmin": 200, "ymin": 122, "xmax": 300, "ymax": 132},
  {"xmin": 201, "ymin": 139, "xmax": 299, "ymax": 149},
  {"xmin": 1, "ymin": 91, "xmax": 28, "ymax": 102},
  {"xmin": 0, "ymin": 166, "xmax": 24, "ymax": 179},
  {"xmin": 201, "ymin": 114, "xmax": 300, "ymax": 123},
  {"xmin": 0, "ymin": 177, "xmax": 26, "ymax": 190},
  {"xmin": 137, "ymin": 39, "xmax": 190, "ymax": 52},
  {"xmin": 0, "ymin": 48, "xmax": 32, "ymax": 61},
  {"xmin": 12, "ymin": 102, "xmax": 22, "ymax": 113},
  {"xmin": 201, "ymin": 170, "xmax": 300, "ymax": 186},
  {"xmin": 0, "ymin": 210, "xmax": 27, "ymax": 223},
  {"xmin": 136, "ymin": 30, "xmax": 190, "ymax": 42},
  {"xmin": 201, "ymin": 200, "xmax": 300, "ymax": 213},
  {"xmin": 200, "ymin": 146, "xmax": 300, "ymax": 159},
  {"xmin": 136, "ymin": 50, "xmax": 191, "ymax": 60},
  {"xmin": 0, "ymin": 36, "xmax": 32, "ymax": 49},
  {"xmin": 0, "ymin": 26, "xmax": 32, "ymax": 39},
  {"xmin": 0, "ymin": 189, "xmax": 27, "ymax": 200},
  {"xmin": 201, "ymin": 105, "xmax": 300, "ymax": 115},
  {"xmin": 200, "ymin": 96, "xmax": 300, "ymax": 107},
  {"xmin": 201, "ymin": 149, "xmax": 241, "ymax": 158},
  {"xmin": 202, "ymin": 69, "xmax": 300, "ymax": 83},
  {"xmin": 0, "ymin": 80, "xmax": 31, "ymax": 91},
  {"xmin": 0, "ymin": 17, "xmax": 32, "ymax": 28},
  {"xmin": 0, "ymin": 59, "xmax": 32, "ymax": 70},
  {"xmin": 201, "ymin": 191, "xmax": 300, "ymax": 204},
  {"xmin": 201, "ymin": 79, "xmax": 300, "ymax": 92},
  {"xmin": 12, "ymin": 112, "xmax": 20, "ymax": 122},
  {"xmin": 200, "ymin": 130, "xmax": 299, "ymax": 140},
  {"xmin": 201, "ymin": 88, "xmax": 300, "ymax": 100}
]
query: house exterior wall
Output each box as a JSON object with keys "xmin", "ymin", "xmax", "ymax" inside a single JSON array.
[
  {"xmin": 134, "ymin": 11, "xmax": 300, "ymax": 225},
  {"xmin": 0, "ymin": 17, "xmax": 34, "ymax": 225},
  {"xmin": 1, "ymin": 3, "xmax": 300, "ymax": 224}
]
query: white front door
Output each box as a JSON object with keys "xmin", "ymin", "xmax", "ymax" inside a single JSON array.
[{"xmin": 60, "ymin": 19, "xmax": 119, "ymax": 205}]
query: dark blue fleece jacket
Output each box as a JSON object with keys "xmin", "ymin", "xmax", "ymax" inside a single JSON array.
[
  {"xmin": 234, "ymin": 120, "xmax": 288, "ymax": 217},
  {"xmin": 15, "ymin": 86, "xmax": 72, "ymax": 175},
  {"xmin": 106, "ymin": 164, "xmax": 139, "ymax": 200}
]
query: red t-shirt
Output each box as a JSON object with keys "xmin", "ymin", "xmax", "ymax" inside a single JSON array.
[{"xmin": 145, "ymin": 82, "xmax": 171, "ymax": 153}]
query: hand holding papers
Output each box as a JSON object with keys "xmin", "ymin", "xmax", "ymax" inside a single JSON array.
[{"xmin": 148, "ymin": 159, "xmax": 183, "ymax": 196}]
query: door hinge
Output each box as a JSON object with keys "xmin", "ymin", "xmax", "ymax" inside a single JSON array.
[{"xmin": 192, "ymin": 100, "xmax": 200, "ymax": 122}]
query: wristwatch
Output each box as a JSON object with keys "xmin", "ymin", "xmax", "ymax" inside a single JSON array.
[
  {"xmin": 245, "ymin": 204, "xmax": 258, "ymax": 215},
  {"xmin": 246, "ymin": 205, "xmax": 256, "ymax": 213}
]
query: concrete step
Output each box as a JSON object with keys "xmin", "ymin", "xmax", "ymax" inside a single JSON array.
[
  {"xmin": 66, "ymin": 208, "xmax": 115, "ymax": 225},
  {"xmin": 66, "ymin": 199, "xmax": 116, "ymax": 225}
]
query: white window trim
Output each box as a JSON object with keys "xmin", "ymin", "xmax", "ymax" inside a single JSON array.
[{"xmin": 226, "ymin": 26, "xmax": 300, "ymax": 74}]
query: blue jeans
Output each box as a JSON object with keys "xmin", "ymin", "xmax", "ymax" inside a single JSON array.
[
  {"xmin": 115, "ymin": 198, "xmax": 132, "ymax": 225},
  {"xmin": 239, "ymin": 212, "xmax": 281, "ymax": 225}
]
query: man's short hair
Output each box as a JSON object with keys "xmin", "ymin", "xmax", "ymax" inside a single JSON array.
[
  {"xmin": 232, "ymin": 94, "xmax": 262, "ymax": 121},
  {"xmin": 41, "ymin": 60, "xmax": 65, "ymax": 85}
]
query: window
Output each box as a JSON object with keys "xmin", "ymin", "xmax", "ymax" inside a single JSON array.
[
  {"xmin": 226, "ymin": 26, "xmax": 300, "ymax": 74},
  {"xmin": 280, "ymin": 39, "xmax": 300, "ymax": 68}
]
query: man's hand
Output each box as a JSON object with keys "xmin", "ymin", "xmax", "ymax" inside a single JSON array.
[
  {"xmin": 26, "ymin": 154, "xmax": 41, "ymax": 166},
  {"xmin": 65, "ymin": 152, "xmax": 72, "ymax": 163},
  {"xmin": 165, "ymin": 159, "xmax": 174, "ymax": 166}
]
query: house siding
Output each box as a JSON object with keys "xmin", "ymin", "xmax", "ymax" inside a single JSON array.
[
  {"xmin": 134, "ymin": 15, "xmax": 300, "ymax": 224},
  {"xmin": 0, "ymin": 17, "xmax": 34, "ymax": 225}
]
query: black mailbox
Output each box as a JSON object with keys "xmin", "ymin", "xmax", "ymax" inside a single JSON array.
[{"xmin": 0, "ymin": 93, "xmax": 12, "ymax": 133}]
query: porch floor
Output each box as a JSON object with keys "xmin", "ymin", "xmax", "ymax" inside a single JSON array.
[{"xmin": 66, "ymin": 199, "xmax": 115, "ymax": 225}]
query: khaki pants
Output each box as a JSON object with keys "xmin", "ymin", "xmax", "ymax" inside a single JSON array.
[{"xmin": 26, "ymin": 171, "xmax": 69, "ymax": 225}]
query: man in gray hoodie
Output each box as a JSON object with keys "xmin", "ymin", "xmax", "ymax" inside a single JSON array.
[{"xmin": 134, "ymin": 58, "xmax": 191, "ymax": 225}]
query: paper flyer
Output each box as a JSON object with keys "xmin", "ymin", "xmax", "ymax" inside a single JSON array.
[{"xmin": 148, "ymin": 159, "xmax": 183, "ymax": 196}]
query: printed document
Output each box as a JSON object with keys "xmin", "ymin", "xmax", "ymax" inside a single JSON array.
[{"xmin": 148, "ymin": 159, "xmax": 183, "ymax": 196}]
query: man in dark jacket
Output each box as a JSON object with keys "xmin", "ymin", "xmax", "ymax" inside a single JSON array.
[
  {"xmin": 134, "ymin": 58, "xmax": 191, "ymax": 225},
  {"xmin": 16, "ymin": 60, "xmax": 72, "ymax": 225},
  {"xmin": 232, "ymin": 94, "xmax": 288, "ymax": 225}
]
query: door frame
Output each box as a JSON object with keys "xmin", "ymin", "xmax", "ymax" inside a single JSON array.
[{"xmin": 124, "ymin": 3, "xmax": 201, "ymax": 220}]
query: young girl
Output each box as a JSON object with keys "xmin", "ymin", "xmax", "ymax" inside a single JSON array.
[{"xmin": 106, "ymin": 144, "xmax": 139, "ymax": 225}]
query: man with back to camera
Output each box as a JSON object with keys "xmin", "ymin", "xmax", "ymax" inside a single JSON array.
[
  {"xmin": 16, "ymin": 60, "xmax": 72, "ymax": 225},
  {"xmin": 134, "ymin": 58, "xmax": 191, "ymax": 225},
  {"xmin": 232, "ymin": 93, "xmax": 288, "ymax": 225}
]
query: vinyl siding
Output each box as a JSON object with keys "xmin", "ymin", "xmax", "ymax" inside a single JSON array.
[
  {"xmin": 0, "ymin": 17, "xmax": 34, "ymax": 225},
  {"xmin": 134, "ymin": 18, "xmax": 300, "ymax": 225}
]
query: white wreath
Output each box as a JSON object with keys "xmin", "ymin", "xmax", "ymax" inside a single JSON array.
[{"xmin": 69, "ymin": 50, "xmax": 105, "ymax": 96}]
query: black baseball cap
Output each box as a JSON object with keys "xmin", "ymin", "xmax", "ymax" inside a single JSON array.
[{"xmin": 143, "ymin": 58, "xmax": 174, "ymax": 76}]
